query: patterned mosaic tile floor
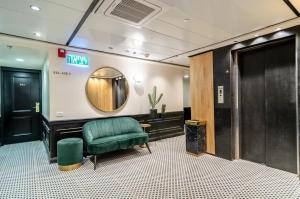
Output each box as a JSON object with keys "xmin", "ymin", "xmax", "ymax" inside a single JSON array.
[{"xmin": 0, "ymin": 136, "xmax": 300, "ymax": 199}]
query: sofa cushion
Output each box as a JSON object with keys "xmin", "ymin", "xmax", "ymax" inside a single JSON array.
[
  {"xmin": 83, "ymin": 117, "xmax": 143, "ymax": 143},
  {"xmin": 87, "ymin": 133, "xmax": 148, "ymax": 154},
  {"xmin": 117, "ymin": 133, "xmax": 149, "ymax": 149}
]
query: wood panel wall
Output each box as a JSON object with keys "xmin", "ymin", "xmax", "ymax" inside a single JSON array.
[
  {"xmin": 190, "ymin": 51, "xmax": 215, "ymax": 154},
  {"xmin": 86, "ymin": 78, "xmax": 113, "ymax": 111}
]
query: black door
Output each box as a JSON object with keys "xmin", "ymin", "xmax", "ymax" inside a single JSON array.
[
  {"xmin": 240, "ymin": 47, "xmax": 266, "ymax": 164},
  {"xmin": 239, "ymin": 39, "xmax": 297, "ymax": 173},
  {"xmin": 2, "ymin": 69, "xmax": 41, "ymax": 144},
  {"xmin": 264, "ymin": 41, "xmax": 297, "ymax": 173}
]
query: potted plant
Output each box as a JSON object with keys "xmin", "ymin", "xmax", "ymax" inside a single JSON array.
[
  {"xmin": 148, "ymin": 86, "xmax": 163, "ymax": 118},
  {"xmin": 161, "ymin": 104, "xmax": 166, "ymax": 118}
]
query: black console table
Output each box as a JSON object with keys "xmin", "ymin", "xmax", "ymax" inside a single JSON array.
[{"xmin": 42, "ymin": 111, "xmax": 184, "ymax": 163}]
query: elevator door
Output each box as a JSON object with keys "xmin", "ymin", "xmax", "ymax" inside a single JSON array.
[{"xmin": 240, "ymin": 39, "xmax": 297, "ymax": 173}]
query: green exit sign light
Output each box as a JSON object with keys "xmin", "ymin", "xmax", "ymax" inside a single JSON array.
[{"xmin": 67, "ymin": 54, "xmax": 89, "ymax": 67}]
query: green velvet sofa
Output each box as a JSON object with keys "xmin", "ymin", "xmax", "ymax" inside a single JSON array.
[{"xmin": 83, "ymin": 117, "xmax": 151, "ymax": 170}]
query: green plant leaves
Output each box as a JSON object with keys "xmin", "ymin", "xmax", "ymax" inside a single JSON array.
[{"xmin": 148, "ymin": 86, "xmax": 163, "ymax": 109}]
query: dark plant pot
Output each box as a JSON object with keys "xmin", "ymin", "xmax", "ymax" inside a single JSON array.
[{"xmin": 150, "ymin": 109, "xmax": 158, "ymax": 118}]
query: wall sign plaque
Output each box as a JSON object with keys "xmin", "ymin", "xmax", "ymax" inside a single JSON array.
[{"xmin": 66, "ymin": 54, "xmax": 89, "ymax": 67}]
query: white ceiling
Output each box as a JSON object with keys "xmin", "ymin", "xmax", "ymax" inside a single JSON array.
[
  {"xmin": 290, "ymin": 0, "xmax": 300, "ymax": 11},
  {"xmin": 0, "ymin": 0, "xmax": 92, "ymax": 44},
  {"xmin": 0, "ymin": 0, "xmax": 299, "ymax": 66},
  {"xmin": 0, "ymin": 43, "xmax": 48, "ymax": 69}
]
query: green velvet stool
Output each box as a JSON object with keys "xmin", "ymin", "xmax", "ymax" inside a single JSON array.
[{"xmin": 57, "ymin": 138, "xmax": 83, "ymax": 171}]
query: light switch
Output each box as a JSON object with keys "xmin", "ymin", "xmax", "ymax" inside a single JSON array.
[
  {"xmin": 218, "ymin": 86, "xmax": 224, "ymax": 104},
  {"xmin": 56, "ymin": 112, "xmax": 64, "ymax": 117}
]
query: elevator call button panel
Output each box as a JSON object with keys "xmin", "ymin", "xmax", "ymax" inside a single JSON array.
[{"xmin": 218, "ymin": 86, "xmax": 224, "ymax": 104}]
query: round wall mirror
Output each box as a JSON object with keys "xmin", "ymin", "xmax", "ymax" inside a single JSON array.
[{"xmin": 86, "ymin": 67, "xmax": 129, "ymax": 112}]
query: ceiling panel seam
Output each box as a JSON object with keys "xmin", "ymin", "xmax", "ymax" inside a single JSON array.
[
  {"xmin": 283, "ymin": 0, "xmax": 300, "ymax": 17},
  {"xmin": 65, "ymin": 0, "xmax": 103, "ymax": 46}
]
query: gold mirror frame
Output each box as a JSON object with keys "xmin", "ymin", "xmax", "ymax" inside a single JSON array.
[{"xmin": 85, "ymin": 67, "xmax": 129, "ymax": 112}]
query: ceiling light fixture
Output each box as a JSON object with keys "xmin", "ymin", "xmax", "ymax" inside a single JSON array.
[
  {"xmin": 184, "ymin": 74, "xmax": 189, "ymax": 79},
  {"xmin": 30, "ymin": 5, "xmax": 40, "ymax": 11},
  {"xmin": 16, "ymin": 58, "xmax": 24, "ymax": 62},
  {"xmin": 254, "ymin": 34, "xmax": 259, "ymax": 37},
  {"xmin": 275, "ymin": 27, "xmax": 281, "ymax": 31},
  {"xmin": 33, "ymin": 32, "xmax": 41, "ymax": 37},
  {"xmin": 183, "ymin": 18, "xmax": 191, "ymax": 22}
]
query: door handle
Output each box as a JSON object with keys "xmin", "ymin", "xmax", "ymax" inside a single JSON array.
[{"xmin": 33, "ymin": 102, "xmax": 40, "ymax": 113}]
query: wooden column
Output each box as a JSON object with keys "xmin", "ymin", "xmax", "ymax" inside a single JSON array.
[{"xmin": 190, "ymin": 51, "xmax": 215, "ymax": 154}]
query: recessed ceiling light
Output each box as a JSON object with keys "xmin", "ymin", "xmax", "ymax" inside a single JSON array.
[
  {"xmin": 254, "ymin": 34, "xmax": 259, "ymax": 37},
  {"xmin": 133, "ymin": 52, "xmax": 136, "ymax": 55},
  {"xmin": 275, "ymin": 27, "xmax": 281, "ymax": 31},
  {"xmin": 133, "ymin": 40, "xmax": 143, "ymax": 47},
  {"xmin": 30, "ymin": 5, "xmax": 40, "ymax": 11},
  {"xmin": 16, "ymin": 58, "xmax": 24, "ymax": 62},
  {"xmin": 183, "ymin": 18, "xmax": 191, "ymax": 22},
  {"xmin": 184, "ymin": 74, "xmax": 189, "ymax": 79},
  {"xmin": 132, "ymin": 33, "xmax": 144, "ymax": 47},
  {"xmin": 33, "ymin": 32, "xmax": 41, "ymax": 37}
]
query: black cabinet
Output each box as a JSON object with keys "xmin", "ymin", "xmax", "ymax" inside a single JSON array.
[{"xmin": 144, "ymin": 112, "xmax": 184, "ymax": 141}]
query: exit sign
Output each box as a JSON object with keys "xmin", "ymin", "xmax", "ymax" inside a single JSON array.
[{"xmin": 66, "ymin": 54, "xmax": 89, "ymax": 67}]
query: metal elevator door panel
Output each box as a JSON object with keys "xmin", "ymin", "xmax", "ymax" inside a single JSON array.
[
  {"xmin": 240, "ymin": 47, "xmax": 266, "ymax": 164},
  {"xmin": 264, "ymin": 40, "xmax": 297, "ymax": 173},
  {"xmin": 240, "ymin": 39, "xmax": 297, "ymax": 173}
]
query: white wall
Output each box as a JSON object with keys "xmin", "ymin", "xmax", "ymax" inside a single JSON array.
[
  {"xmin": 0, "ymin": 35, "xmax": 188, "ymax": 122},
  {"xmin": 42, "ymin": 57, "xmax": 50, "ymax": 119},
  {"xmin": 48, "ymin": 48, "xmax": 186, "ymax": 121},
  {"xmin": 183, "ymin": 77, "xmax": 190, "ymax": 107}
]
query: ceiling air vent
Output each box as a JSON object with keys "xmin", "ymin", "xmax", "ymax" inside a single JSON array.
[{"xmin": 104, "ymin": 0, "xmax": 162, "ymax": 26}]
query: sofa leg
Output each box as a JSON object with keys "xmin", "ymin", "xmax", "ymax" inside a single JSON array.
[
  {"xmin": 94, "ymin": 155, "xmax": 97, "ymax": 170},
  {"xmin": 145, "ymin": 143, "xmax": 151, "ymax": 154}
]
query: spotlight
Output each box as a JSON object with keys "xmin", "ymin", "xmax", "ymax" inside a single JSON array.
[
  {"xmin": 33, "ymin": 32, "xmax": 41, "ymax": 37},
  {"xmin": 30, "ymin": 5, "xmax": 40, "ymax": 11},
  {"xmin": 16, "ymin": 58, "xmax": 24, "ymax": 62}
]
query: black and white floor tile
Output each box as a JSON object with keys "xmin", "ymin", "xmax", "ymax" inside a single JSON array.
[{"xmin": 0, "ymin": 136, "xmax": 299, "ymax": 198}]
